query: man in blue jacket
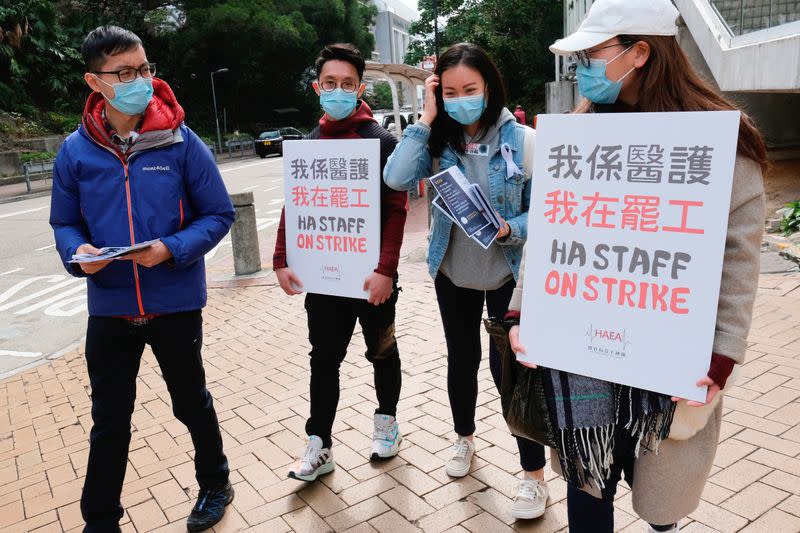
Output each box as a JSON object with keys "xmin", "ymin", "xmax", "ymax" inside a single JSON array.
[{"xmin": 50, "ymin": 26, "xmax": 235, "ymax": 533}]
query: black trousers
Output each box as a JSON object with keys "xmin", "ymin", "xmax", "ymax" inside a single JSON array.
[
  {"xmin": 81, "ymin": 311, "xmax": 229, "ymax": 533},
  {"xmin": 304, "ymin": 285, "xmax": 401, "ymax": 449},
  {"xmin": 434, "ymin": 272, "xmax": 546, "ymax": 472}
]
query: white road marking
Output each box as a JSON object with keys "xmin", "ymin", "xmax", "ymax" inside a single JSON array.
[
  {"xmin": 242, "ymin": 185, "xmax": 259, "ymax": 192},
  {"xmin": 0, "ymin": 268, "xmax": 23, "ymax": 277},
  {"xmin": 44, "ymin": 294, "xmax": 87, "ymax": 317},
  {"xmin": 15, "ymin": 283, "xmax": 86, "ymax": 315},
  {"xmin": 36, "ymin": 244, "xmax": 56, "ymax": 251},
  {"xmin": 0, "ymin": 276, "xmax": 80, "ymax": 312},
  {"xmin": 220, "ymin": 161, "xmax": 270, "ymax": 173},
  {"xmin": 257, "ymin": 218, "xmax": 279, "ymax": 231},
  {"xmin": 205, "ymin": 240, "xmax": 231, "ymax": 260},
  {"xmin": 0, "ymin": 350, "xmax": 43, "ymax": 358},
  {"xmin": 0, "ymin": 206, "xmax": 48, "ymax": 219}
]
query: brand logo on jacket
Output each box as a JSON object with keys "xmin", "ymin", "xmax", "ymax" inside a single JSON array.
[{"xmin": 142, "ymin": 165, "xmax": 171, "ymax": 172}]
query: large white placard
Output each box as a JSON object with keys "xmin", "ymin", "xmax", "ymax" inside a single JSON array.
[
  {"xmin": 283, "ymin": 139, "xmax": 381, "ymax": 299},
  {"xmin": 519, "ymin": 111, "xmax": 740, "ymax": 402}
]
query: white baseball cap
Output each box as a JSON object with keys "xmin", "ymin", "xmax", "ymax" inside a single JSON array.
[{"xmin": 550, "ymin": 0, "xmax": 680, "ymax": 55}]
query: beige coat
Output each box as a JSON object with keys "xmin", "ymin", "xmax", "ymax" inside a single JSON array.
[{"xmin": 508, "ymin": 156, "xmax": 765, "ymax": 524}]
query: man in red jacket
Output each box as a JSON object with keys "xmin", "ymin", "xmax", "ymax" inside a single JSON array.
[{"xmin": 273, "ymin": 43, "xmax": 407, "ymax": 481}]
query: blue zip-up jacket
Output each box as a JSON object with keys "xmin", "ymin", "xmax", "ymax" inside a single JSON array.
[
  {"xmin": 50, "ymin": 84, "xmax": 234, "ymax": 317},
  {"xmin": 383, "ymin": 117, "xmax": 532, "ymax": 280}
]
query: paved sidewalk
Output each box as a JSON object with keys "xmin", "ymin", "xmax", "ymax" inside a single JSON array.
[{"xmin": 1, "ymin": 199, "xmax": 799, "ymax": 533}]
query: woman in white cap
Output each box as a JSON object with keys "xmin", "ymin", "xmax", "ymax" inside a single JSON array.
[
  {"xmin": 384, "ymin": 43, "xmax": 549, "ymax": 520},
  {"xmin": 506, "ymin": 0, "xmax": 767, "ymax": 531}
]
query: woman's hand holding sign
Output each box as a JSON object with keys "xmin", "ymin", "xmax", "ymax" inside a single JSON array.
[
  {"xmin": 671, "ymin": 374, "xmax": 721, "ymax": 407},
  {"xmin": 509, "ymin": 325, "xmax": 537, "ymax": 369}
]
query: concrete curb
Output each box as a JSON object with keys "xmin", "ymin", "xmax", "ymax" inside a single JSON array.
[
  {"xmin": 764, "ymin": 233, "xmax": 800, "ymax": 265},
  {"xmin": 0, "ymin": 188, "xmax": 52, "ymax": 204}
]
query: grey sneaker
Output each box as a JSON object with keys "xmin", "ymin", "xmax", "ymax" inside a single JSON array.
[
  {"xmin": 510, "ymin": 478, "xmax": 548, "ymax": 520},
  {"xmin": 445, "ymin": 436, "xmax": 475, "ymax": 477},
  {"xmin": 287, "ymin": 435, "xmax": 335, "ymax": 481}
]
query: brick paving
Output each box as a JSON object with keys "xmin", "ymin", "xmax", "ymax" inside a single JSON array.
[{"xmin": 1, "ymin": 199, "xmax": 799, "ymax": 532}]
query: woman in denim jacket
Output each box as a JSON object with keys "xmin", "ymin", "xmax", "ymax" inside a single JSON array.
[{"xmin": 384, "ymin": 43, "xmax": 547, "ymax": 520}]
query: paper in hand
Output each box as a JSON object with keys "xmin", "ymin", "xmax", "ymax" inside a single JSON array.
[{"xmin": 69, "ymin": 239, "xmax": 159, "ymax": 263}]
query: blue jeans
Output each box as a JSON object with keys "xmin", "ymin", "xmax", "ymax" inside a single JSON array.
[{"xmin": 81, "ymin": 311, "xmax": 229, "ymax": 532}]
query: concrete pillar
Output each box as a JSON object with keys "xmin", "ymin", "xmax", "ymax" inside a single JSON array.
[
  {"xmin": 229, "ymin": 192, "xmax": 262, "ymax": 275},
  {"xmin": 546, "ymin": 80, "xmax": 578, "ymax": 114}
]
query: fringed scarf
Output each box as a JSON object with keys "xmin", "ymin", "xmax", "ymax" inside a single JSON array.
[{"xmin": 541, "ymin": 369, "xmax": 676, "ymax": 490}]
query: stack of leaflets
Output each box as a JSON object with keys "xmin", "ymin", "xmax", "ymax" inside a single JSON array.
[
  {"xmin": 69, "ymin": 239, "xmax": 158, "ymax": 263},
  {"xmin": 429, "ymin": 166, "xmax": 502, "ymax": 249}
]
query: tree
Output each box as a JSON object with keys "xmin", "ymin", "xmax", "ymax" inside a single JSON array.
[
  {"xmin": 159, "ymin": 0, "xmax": 378, "ymax": 134},
  {"xmin": 0, "ymin": 1, "xmax": 84, "ymax": 114},
  {"xmin": 364, "ymin": 81, "xmax": 394, "ymax": 110},
  {"xmin": 406, "ymin": 0, "xmax": 562, "ymax": 112},
  {"xmin": 2, "ymin": 0, "xmax": 379, "ymax": 134}
]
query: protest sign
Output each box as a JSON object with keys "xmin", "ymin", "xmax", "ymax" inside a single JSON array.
[
  {"xmin": 283, "ymin": 139, "xmax": 380, "ymax": 299},
  {"xmin": 519, "ymin": 111, "xmax": 740, "ymax": 402}
]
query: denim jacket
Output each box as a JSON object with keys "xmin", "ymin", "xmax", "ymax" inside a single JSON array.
[{"xmin": 384, "ymin": 120, "xmax": 532, "ymax": 280}]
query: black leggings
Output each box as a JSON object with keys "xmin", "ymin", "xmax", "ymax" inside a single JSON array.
[{"xmin": 434, "ymin": 272, "xmax": 546, "ymax": 472}]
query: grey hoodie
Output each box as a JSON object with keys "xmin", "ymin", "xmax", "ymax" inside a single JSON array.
[{"xmin": 439, "ymin": 108, "xmax": 516, "ymax": 291}]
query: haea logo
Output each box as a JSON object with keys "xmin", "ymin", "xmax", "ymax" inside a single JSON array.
[
  {"xmin": 321, "ymin": 264, "xmax": 342, "ymax": 280},
  {"xmin": 585, "ymin": 323, "xmax": 631, "ymax": 359},
  {"xmin": 142, "ymin": 165, "xmax": 171, "ymax": 172}
]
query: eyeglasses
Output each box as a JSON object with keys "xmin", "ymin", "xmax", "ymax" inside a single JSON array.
[
  {"xmin": 319, "ymin": 79, "xmax": 359, "ymax": 93},
  {"xmin": 571, "ymin": 43, "xmax": 631, "ymax": 68},
  {"xmin": 92, "ymin": 63, "xmax": 156, "ymax": 83}
]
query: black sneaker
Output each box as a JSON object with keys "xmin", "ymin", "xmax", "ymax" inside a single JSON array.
[{"xmin": 186, "ymin": 482, "xmax": 234, "ymax": 532}]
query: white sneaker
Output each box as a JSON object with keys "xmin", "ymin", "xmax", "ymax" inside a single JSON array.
[
  {"xmin": 287, "ymin": 436, "xmax": 335, "ymax": 481},
  {"xmin": 511, "ymin": 478, "xmax": 548, "ymax": 520},
  {"xmin": 371, "ymin": 414, "xmax": 402, "ymax": 460},
  {"xmin": 445, "ymin": 436, "xmax": 475, "ymax": 477}
]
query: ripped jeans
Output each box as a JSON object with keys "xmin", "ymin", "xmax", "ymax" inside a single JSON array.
[{"xmin": 304, "ymin": 282, "xmax": 402, "ymax": 448}]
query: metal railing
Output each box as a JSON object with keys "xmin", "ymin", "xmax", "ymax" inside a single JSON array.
[
  {"xmin": 22, "ymin": 159, "xmax": 55, "ymax": 193},
  {"xmin": 709, "ymin": 0, "xmax": 800, "ymax": 36},
  {"xmin": 207, "ymin": 139, "xmax": 257, "ymax": 159}
]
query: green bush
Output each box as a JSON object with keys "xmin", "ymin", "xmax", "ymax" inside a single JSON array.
[
  {"xmin": 20, "ymin": 151, "xmax": 56, "ymax": 164},
  {"xmin": 13, "ymin": 115, "xmax": 48, "ymax": 138},
  {"xmin": 780, "ymin": 201, "xmax": 800, "ymax": 236},
  {"xmin": 44, "ymin": 112, "xmax": 82, "ymax": 134}
]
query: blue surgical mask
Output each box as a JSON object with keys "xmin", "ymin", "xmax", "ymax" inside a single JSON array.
[
  {"xmin": 576, "ymin": 47, "xmax": 635, "ymax": 105},
  {"xmin": 95, "ymin": 75, "xmax": 154, "ymax": 115},
  {"xmin": 320, "ymin": 89, "xmax": 358, "ymax": 120},
  {"xmin": 443, "ymin": 93, "xmax": 486, "ymax": 125}
]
